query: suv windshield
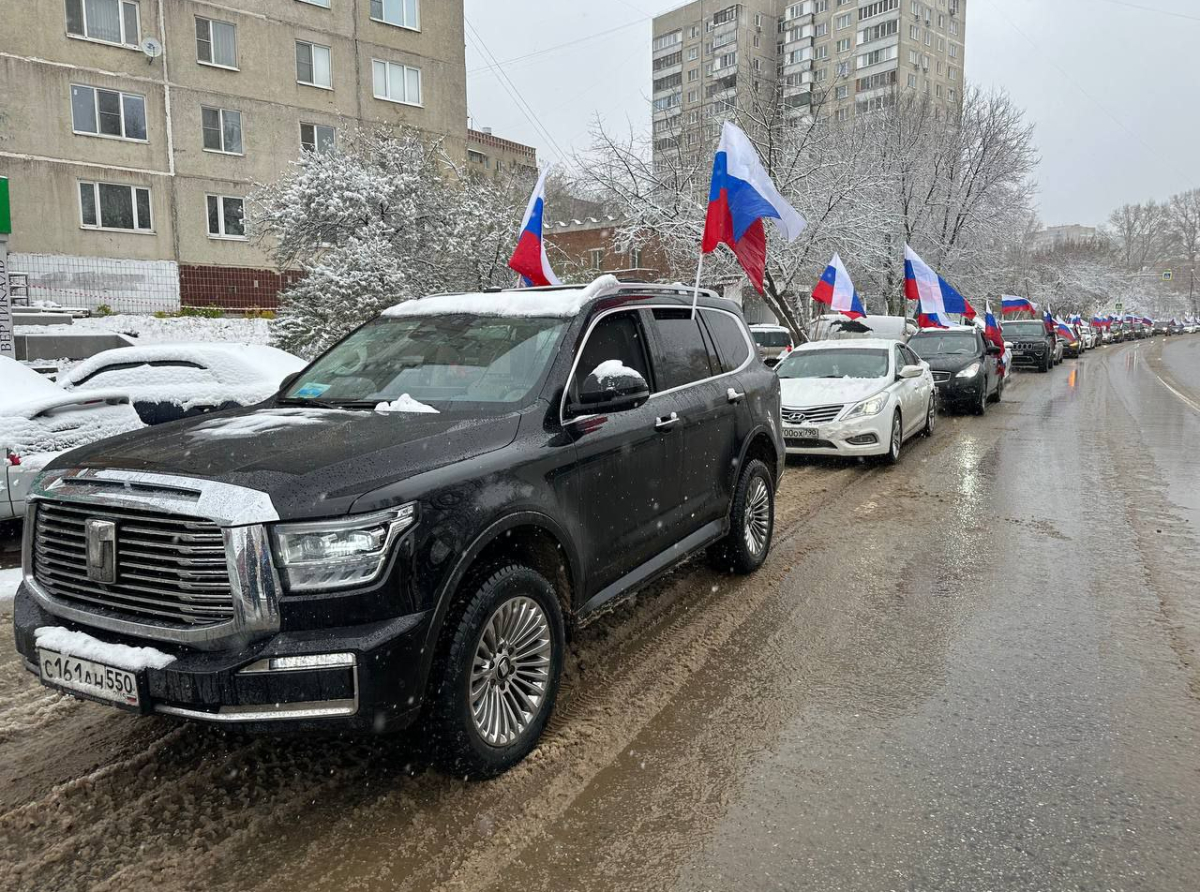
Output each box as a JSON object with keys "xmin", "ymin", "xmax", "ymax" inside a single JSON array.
[
  {"xmin": 909, "ymin": 332, "xmax": 979, "ymax": 357},
  {"xmin": 1004, "ymin": 321, "xmax": 1048, "ymax": 338},
  {"xmin": 776, "ymin": 348, "xmax": 889, "ymax": 380},
  {"xmin": 283, "ymin": 315, "xmax": 567, "ymax": 411}
]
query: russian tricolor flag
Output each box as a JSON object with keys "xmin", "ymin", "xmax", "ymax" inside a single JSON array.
[
  {"xmin": 1055, "ymin": 318, "xmax": 1077, "ymax": 342},
  {"xmin": 1142, "ymin": 315, "xmax": 1153, "ymax": 326},
  {"xmin": 984, "ymin": 303, "xmax": 1004, "ymax": 351},
  {"xmin": 811, "ymin": 253, "xmax": 866, "ymax": 319},
  {"xmin": 905, "ymin": 245, "xmax": 976, "ymax": 328},
  {"xmin": 1001, "ymin": 295, "xmax": 1036, "ymax": 316},
  {"xmin": 508, "ymin": 169, "xmax": 560, "ymax": 288},
  {"xmin": 701, "ymin": 122, "xmax": 806, "ymax": 293}
]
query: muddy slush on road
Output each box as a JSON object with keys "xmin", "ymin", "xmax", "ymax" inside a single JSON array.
[{"xmin": 2, "ymin": 336, "xmax": 1200, "ymax": 892}]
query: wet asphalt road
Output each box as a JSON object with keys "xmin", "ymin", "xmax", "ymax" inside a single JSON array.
[{"xmin": 0, "ymin": 336, "xmax": 1198, "ymax": 892}]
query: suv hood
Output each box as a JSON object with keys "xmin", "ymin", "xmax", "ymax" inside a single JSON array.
[{"xmin": 53, "ymin": 404, "xmax": 522, "ymax": 520}]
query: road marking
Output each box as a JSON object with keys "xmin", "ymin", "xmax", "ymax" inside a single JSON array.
[{"xmin": 1144, "ymin": 344, "xmax": 1200, "ymax": 413}]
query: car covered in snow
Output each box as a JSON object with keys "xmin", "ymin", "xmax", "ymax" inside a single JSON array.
[
  {"xmin": 775, "ymin": 338, "xmax": 935, "ymax": 463},
  {"xmin": 805, "ymin": 314, "xmax": 917, "ymax": 345},
  {"xmin": 12, "ymin": 277, "xmax": 783, "ymax": 778},
  {"xmin": 60, "ymin": 343, "xmax": 306, "ymax": 426},
  {"xmin": 0, "ymin": 356, "xmax": 143, "ymax": 521}
]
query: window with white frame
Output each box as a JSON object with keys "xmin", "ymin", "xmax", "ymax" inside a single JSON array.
[
  {"xmin": 296, "ymin": 41, "xmax": 332, "ymax": 87},
  {"xmin": 836, "ymin": 38, "xmax": 851, "ymax": 53},
  {"xmin": 70, "ymin": 85, "xmax": 146, "ymax": 140},
  {"xmin": 79, "ymin": 181, "xmax": 152, "ymax": 231},
  {"xmin": 202, "ymin": 106, "xmax": 243, "ymax": 154},
  {"xmin": 836, "ymin": 13, "xmax": 852, "ymax": 29},
  {"xmin": 298, "ymin": 0, "xmax": 331, "ymax": 6},
  {"xmin": 687, "ymin": 46, "xmax": 699, "ymax": 60},
  {"xmin": 300, "ymin": 122, "xmax": 335, "ymax": 153},
  {"xmin": 66, "ymin": 0, "xmax": 139, "ymax": 47},
  {"xmin": 372, "ymin": 60, "xmax": 422, "ymax": 105},
  {"xmin": 370, "ymin": 0, "xmax": 419, "ymax": 29},
  {"xmin": 589, "ymin": 248, "xmax": 604, "ymax": 269},
  {"xmin": 206, "ymin": 194, "xmax": 246, "ymax": 238},
  {"xmin": 196, "ymin": 16, "xmax": 237, "ymax": 68}
]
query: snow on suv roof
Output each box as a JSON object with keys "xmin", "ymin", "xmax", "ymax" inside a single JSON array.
[
  {"xmin": 794, "ymin": 338, "xmax": 898, "ymax": 352},
  {"xmin": 385, "ymin": 275, "xmax": 623, "ymax": 319}
]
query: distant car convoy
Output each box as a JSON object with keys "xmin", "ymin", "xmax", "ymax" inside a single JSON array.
[{"xmin": 1, "ymin": 276, "xmax": 1193, "ymax": 778}]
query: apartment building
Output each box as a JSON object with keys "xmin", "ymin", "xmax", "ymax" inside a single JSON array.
[
  {"xmin": 0, "ymin": 0, "xmax": 469, "ymax": 311},
  {"xmin": 466, "ymin": 127, "xmax": 538, "ymax": 182},
  {"xmin": 653, "ymin": 0, "xmax": 966, "ymax": 165}
]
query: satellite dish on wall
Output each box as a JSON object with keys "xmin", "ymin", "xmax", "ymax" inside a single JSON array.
[{"xmin": 141, "ymin": 37, "xmax": 163, "ymax": 59}]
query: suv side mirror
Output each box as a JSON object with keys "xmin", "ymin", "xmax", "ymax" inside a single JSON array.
[
  {"xmin": 568, "ymin": 363, "xmax": 650, "ymax": 416},
  {"xmin": 279, "ymin": 371, "xmax": 302, "ymax": 393}
]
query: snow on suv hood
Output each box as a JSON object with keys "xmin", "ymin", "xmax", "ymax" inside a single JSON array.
[{"xmin": 779, "ymin": 376, "xmax": 888, "ymax": 409}]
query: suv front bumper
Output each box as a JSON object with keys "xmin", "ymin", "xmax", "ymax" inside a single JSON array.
[{"xmin": 13, "ymin": 585, "xmax": 431, "ymax": 733}]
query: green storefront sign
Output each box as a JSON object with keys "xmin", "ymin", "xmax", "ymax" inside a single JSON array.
[{"xmin": 0, "ymin": 177, "xmax": 10, "ymax": 234}]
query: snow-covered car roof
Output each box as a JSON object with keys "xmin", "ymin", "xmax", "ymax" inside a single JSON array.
[
  {"xmin": 63, "ymin": 343, "xmax": 306, "ymax": 389},
  {"xmin": 748, "ymin": 323, "xmax": 790, "ymax": 331},
  {"xmin": 911, "ymin": 325, "xmax": 979, "ymax": 334},
  {"xmin": 383, "ymin": 275, "xmax": 623, "ymax": 319},
  {"xmin": 1, "ymin": 356, "xmax": 143, "ymax": 454},
  {"xmin": 792, "ymin": 338, "xmax": 899, "ymax": 352}
]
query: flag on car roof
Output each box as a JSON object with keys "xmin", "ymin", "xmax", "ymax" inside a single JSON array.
[
  {"xmin": 811, "ymin": 253, "xmax": 866, "ymax": 319},
  {"xmin": 508, "ymin": 169, "xmax": 560, "ymax": 288},
  {"xmin": 1001, "ymin": 295, "xmax": 1036, "ymax": 315},
  {"xmin": 701, "ymin": 121, "xmax": 807, "ymax": 293},
  {"xmin": 1055, "ymin": 317, "xmax": 1077, "ymax": 342},
  {"xmin": 904, "ymin": 246, "xmax": 976, "ymax": 328},
  {"xmin": 984, "ymin": 303, "xmax": 1005, "ymax": 353}
]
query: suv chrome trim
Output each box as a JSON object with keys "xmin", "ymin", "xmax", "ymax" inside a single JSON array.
[
  {"xmin": 23, "ymin": 468, "xmax": 282, "ymax": 650},
  {"xmin": 560, "ymin": 303, "xmax": 757, "ymax": 427}
]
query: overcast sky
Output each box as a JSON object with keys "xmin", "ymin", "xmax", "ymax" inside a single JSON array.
[{"xmin": 463, "ymin": 0, "xmax": 1200, "ymax": 228}]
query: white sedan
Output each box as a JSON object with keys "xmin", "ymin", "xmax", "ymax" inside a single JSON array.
[
  {"xmin": 775, "ymin": 339, "xmax": 936, "ymax": 464},
  {"xmin": 1, "ymin": 356, "xmax": 143, "ymax": 521},
  {"xmin": 61, "ymin": 343, "xmax": 306, "ymax": 426}
]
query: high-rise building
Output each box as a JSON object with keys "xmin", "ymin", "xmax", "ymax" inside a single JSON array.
[
  {"xmin": 653, "ymin": 0, "xmax": 966, "ymax": 165},
  {"xmin": 0, "ymin": 0, "xmax": 471, "ymax": 311}
]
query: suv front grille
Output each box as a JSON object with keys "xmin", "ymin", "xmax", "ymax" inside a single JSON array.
[
  {"xmin": 782, "ymin": 404, "xmax": 843, "ymax": 425},
  {"xmin": 33, "ymin": 501, "xmax": 235, "ymax": 626}
]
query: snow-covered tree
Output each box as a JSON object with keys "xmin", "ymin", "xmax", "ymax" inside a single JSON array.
[{"xmin": 253, "ymin": 127, "xmax": 525, "ymax": 357}]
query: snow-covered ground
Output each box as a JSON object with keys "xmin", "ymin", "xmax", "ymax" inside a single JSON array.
[
  {"xmin": 17, "ymin": 313, "xmax": 273, "ymax": 348},
  {"xmin": 1, "ymin": 566, "xmax": 22, "ymax": 603}
]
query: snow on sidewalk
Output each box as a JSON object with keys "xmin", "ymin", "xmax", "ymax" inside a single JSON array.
[{"xmin": 1, "ymin": 566, "xmax": 23, "ymax": 603}]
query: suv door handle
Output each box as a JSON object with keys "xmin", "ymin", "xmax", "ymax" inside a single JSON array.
[
  {"xmin": 655, "ymin": 412, "xmax": 680, "ymax": 432},
  {"xmin": 726, "ymin": 388, "xmax": 745, "ymax": 404}
]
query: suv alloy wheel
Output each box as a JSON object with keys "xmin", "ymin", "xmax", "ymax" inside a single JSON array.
[
  {"xmin": 430, "ymin": 563, "xmax": 565, "ymax": 778},
  {"xmin": 708, "ymin": 459, "xmax": 775, "ymax": 574}
]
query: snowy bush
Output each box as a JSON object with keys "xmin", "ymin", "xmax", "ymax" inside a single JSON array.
[{"xmin": 254, "ymin": 128, "xmax": 525, "ymax": 358}]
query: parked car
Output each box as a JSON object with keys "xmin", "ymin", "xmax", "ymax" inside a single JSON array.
[
  {"xmin": 775, "ymin": 339, "xmax": 935, "ymax": 463},
  {"xmin": 0, "ymin": 356, "xmax": 142, "ymax": 521},
  {"xmin": 805, "ymin": 314, "xmax": 917, "ymax": 344},
  {"xmin": 1081, "ymin": 325, "xmax": 1098, "ymax": 350},
  {"xmin": 1003, "ymin": 320, "xmax": 1057, "ymax": 372},
  {"xmin": 748, "ymin": 324, "xmax": 794, "ymax": 367},
  {"xmin": 61, "ymin": 343, "xmax": 306, "ymax": 426},
  {"xmin": 13, "ymin": 279, "xmax": 784, "ymax": 778},
  {"xmin": 908, "ymin": 326, "xmax": 1004, "ymax": 414}
]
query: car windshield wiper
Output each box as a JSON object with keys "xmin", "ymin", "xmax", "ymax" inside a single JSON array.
[{"xmin": 277, "ymin": 396, "xmax": 342, "ymax": 410}]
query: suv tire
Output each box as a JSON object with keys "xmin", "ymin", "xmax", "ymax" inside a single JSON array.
[
  {"xmin": 708, "ymin": 458, "xmax": 774, "ymax": 575},
  {"xmin": 973, "ymin": 384, "xmax": 988, "ymax": 416},
  {"xmin": 430, "ymin": 564, "xmax": 565, "ymax": 779},
  {"xmin": 1039, "ymin": 354, "xmax": 1051, "ymax": 373}
]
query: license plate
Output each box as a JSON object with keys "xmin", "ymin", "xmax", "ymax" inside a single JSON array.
[
  {"xmin": 38, "ymin": 649, "xmax": 142, "ymax": 709},
  {"xmin": 784, "ymin": 427, "xmax": 820, "ymax": 440}
]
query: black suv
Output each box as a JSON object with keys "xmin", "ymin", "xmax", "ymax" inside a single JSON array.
[
  {"xmin": 908, "ymin": 325, "xmax": 1004, "ymax": 414},
  {"xmin": 1002, "ymin": 319, "xmax": 1057, "ymax": 372},
  {"xmin": 13, "ymin": 280, "xmax": 783, "ymax": 777}
]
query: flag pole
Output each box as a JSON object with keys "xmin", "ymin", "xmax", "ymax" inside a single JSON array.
[{"xmin": 690, "ymin": 251, "xmax": 705, "ymax": 318}]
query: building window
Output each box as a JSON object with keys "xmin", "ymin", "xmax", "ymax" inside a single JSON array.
[
  {"xmin": 300, "ymin": 121, "xmax": 335, "ymax": 153},
  {"xmin": 814, "ymin": 23, "xmax": 828, "ymax": 37},
  {"xmin": 70, "ymin": 85, "xmax": 146, "ymax": 141},
  {"xmin": 372, "ymin": 60, "xmax": 422, "ymax": 105},
  {"xmin": 907, "ymin": 72, "xmax": 918, "ymax": 88},
  {"xmin": 195, "ymin": 16, "xmax": 238, "ymax": 69},
  {"xmin": 836, "ymin": 61, "xmax": 851, "ymax": 77},
  {"xmin": 296, "ymin": 40, "xmax": 333, "ymax": 88},
  {"xmin": 836, "ymin": 13, "xmax": 852, "ymax": 29},
  {"xmin": 369, "ymin": 0, "xmax": 419, "ymax": 29},
  {"xmin": 298, "ymin": 0, "xmax": 331, "ymax": 6},
  {"xmin": 687, "ymin": 46, "xmax": 699, "ymax": 60},
  {"xmin": 835, "ymin": 84, "xmax": 849, "ymax": 99},
  {"xmin": 78, "ymin": 181, "xmax": 151, "ymax": 231},
  {"xmin": 201, "ymin": 106, "xmax": 242, "ymax": 154},
  {"xmin": 589, "ymin": 248, "xmax": 604, "ymax": 269},
  {"xmin": 835, "ymin": 107, "xmax": 850, "ymax": 122},
  {"xmin": 836, "ymin": 38, "xmax": 851, "ymax": 53},
  {"xmin": 467, "ymin": 149, "xmax": 486, "ymax": 164},
  {"xmin": 630, "ymin": 247, "xmax": 643, "ymax": 268},
  {"xmin": 65, "ymin": 0, "xmax": 139, "ymax": 48},
  {"xmin": 206, "ymin": 194, "xmax": 246, "ymax": 239}
]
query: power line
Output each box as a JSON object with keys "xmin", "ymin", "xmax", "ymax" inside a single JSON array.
[
  {"xmin": 1089, "ymin": 0, "xmax": 1200, "ymax": 23},
  {"xmin": 466, "ymin": 17, "xmax": 650, "ymax": 77},
  {"xmin": 464, "ymin": 18, "xmax": 571, "ymax": 165}
]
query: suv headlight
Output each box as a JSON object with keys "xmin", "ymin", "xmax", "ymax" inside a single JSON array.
[
  {"xmin": 844, "ymin": 394, "xmax": 888, "ymax": 419},
  {"xmin": 271, "ymin": 503, "xmax": 416, "ymax": 592},
  {"xmin": 956, "ymin": 362, "xmax": 982, "ymax": 379}
]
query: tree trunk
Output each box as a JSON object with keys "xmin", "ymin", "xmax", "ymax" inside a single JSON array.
[{"xmin": 762, "ymin": 269, "xmax": 807, "ymax": 342}]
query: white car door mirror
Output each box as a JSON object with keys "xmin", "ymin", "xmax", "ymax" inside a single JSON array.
[{"xmin": 899, "ymin": 365, "xmax": 925, "ymax": 379}]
